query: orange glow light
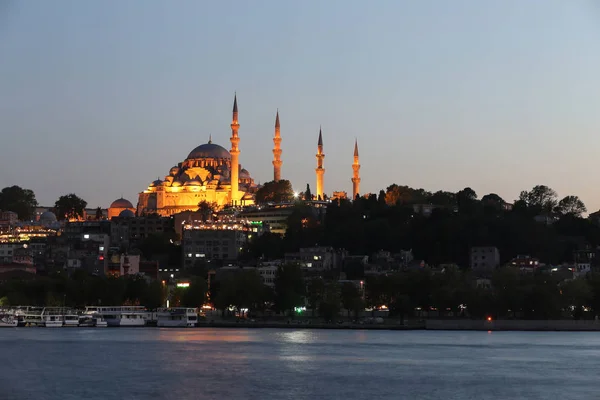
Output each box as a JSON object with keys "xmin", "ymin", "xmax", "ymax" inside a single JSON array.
[{"xmin": 487, "ymin": 316, "xmax": 492, "ymax": 322}]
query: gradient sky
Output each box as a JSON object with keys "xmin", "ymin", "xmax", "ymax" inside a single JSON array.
[{"xmin": 1, "ymin": 1, "xmax": 600, "ymax": 211}]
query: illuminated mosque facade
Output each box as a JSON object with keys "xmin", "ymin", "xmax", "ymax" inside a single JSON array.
[{"xmin": 107, "ymin": 94, "xmax": 362, "ymax": 218}]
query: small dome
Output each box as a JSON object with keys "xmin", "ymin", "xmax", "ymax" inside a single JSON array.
[
  {"xmin": 119, "ymin": 209, "xmax": 135, "ymax": 218},
  {"xmin": 172, "ymin": 181, "xmax": 182, "ymax": 187},
  {"xmin": 110, "ymin": 198, "xmax": 134, "ymax": 209},
  {"xmin": 40, "ymin": 211, "xmax": 57, "ymax": 222},
  {"xmin": 184, "ymin": 180, "xmax": 202, "ymax": 186},
  {"xmin": 187, "ymin": 142, "xmax": 231, "ymax": 160},
  {"xmin": 169, "ymin": 166, "xmax": 180, "ymax": 176},
  {"xmin": 240, "ymin": 168, "xmax": 250, "ymax": 178},
  {"xmin": 150, "ymin": 179, "xmax": 163, "ymax": 187}
]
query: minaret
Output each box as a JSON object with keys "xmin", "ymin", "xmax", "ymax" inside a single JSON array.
[
  {"xmin": 272, "ymin": 110, "xmax": 282, "ymax": 182},
  {"xmin": 352, "ymin": 139, "xmax": 361, "ymax": 200},
  {"xmin": 315, "ymin": 127, "xmax": 325, "ymax": 200},
  {"xmin": 230, "ymin": 94, "xmax": 240, "ymax": 205}
]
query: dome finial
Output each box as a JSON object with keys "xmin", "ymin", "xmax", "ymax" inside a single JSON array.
[{"xmin": 208, "ymin": 134, "xmax": 212, "ymax": 144}]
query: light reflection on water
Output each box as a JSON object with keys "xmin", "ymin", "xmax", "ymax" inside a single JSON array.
[{"xmin": 0, "ymin": 328, "xmax": 598, "ymax": 400}]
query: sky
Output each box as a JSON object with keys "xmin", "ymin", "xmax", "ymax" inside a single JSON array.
[{"xmin": 1, "ymin": 1, "xmax": 600, "ymax": 211}]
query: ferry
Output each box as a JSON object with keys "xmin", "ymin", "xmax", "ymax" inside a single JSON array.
[
  {"xmin": 156, "ymin": 308, "xmax": 198, "ymax": 327},
  {"xmin": 0, "ymin": 310, "xmax": 18, "ymax": 327},
  {"xmin": 84, "ymin": 306, "xmax": 150, "ymax": 327},
  {"xmin": 40, "ymin": 308, "xmax": 64, "ymax": 327},
  {"xmin": 23, "ymin": 307, "xmax": 44, "ymax": 326},
  {"xmin": 78, "ymin": 313, "xmax": 108, "ymax": 327},
  {"xmin": 63, "ymin": 310, "xmax": 81, "ymax": 327}
]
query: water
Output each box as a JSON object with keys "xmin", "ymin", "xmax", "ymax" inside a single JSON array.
[{"xmin": 0, "ymin": 328, "xmax": 596, "ymax": 400}]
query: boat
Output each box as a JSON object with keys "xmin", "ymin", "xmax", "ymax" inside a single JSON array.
[
  {"xmin": 156, "ymin": 308, "xmax": 198, "ymax": 328},
  {"xmin": 40, "ymin": 308, "xmax": 63, "ymax": 327},
  {"xmin": 78, "ymin": 313, "xmax": 108, "ymax": 327},
  {"xmin": 84, "ymin": 306, "xmax": 150, "ymax": 327},
  {"xmin": 23, "ymin": 307, "xmax": 44, "ymax": 326},
  {"xmin": 63, "ymin": 310, "xmax": 81, "ymax": 327},
  {"xmin": 0, "ymin": 310, "xmax": 18, "ymax": 327}
]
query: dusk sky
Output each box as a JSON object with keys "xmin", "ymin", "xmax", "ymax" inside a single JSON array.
[{"xmin": 1, "ymin": 1, "xmax": 600, "ymax": 211}]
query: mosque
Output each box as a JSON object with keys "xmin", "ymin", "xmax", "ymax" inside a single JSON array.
[{"xmin": 108, "ymin": 94, "xmax": 362, "ymax": 218}]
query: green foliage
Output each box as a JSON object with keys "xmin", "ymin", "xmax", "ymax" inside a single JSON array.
[
  {"xmin": 0, "ymin": 185, "xmax": 38, "ymax": 220},
  {"xmin": 519, "ymin": 185, "xmax": 558, "ymax": 214},
  {"xmin": 304, "ymin": 184, "xmax": 312, "ymax": 201},
  {"xmin": 556, "ymin": 195, "xmax": 586, "ymax": 217},
  {"xmin": 274, "ymin": 264, "xmax": 305, "ymax": 315},
  {"xmin": 54, "ymin": 193, "xmax": 87, "ymax": 220},
  {"xmin": 197, "ymin": 201, "xmax": 217, "ymax": 221},
  {"xmin": 137, "ymin": 232, "xmax": 180, "ymax": 260},
  {"xmin": 340, "ymin": 282, "xmax": 363, "ymax": 320},
  {"xmin": 255, "ymin": 180, "xmax": 294, "ymax": 204},
  {"xmin": 213, "ymin": 269, "xmax": 266, "ymax": 316},
  {"xmin": 0, "ymin": 272, "xmax": 164, "ymax": 308},
  {"xmin": 319, "ymin": 281, "xmax": 340, "ymax": 321}
]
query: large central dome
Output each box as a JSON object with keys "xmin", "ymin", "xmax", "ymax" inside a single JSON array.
[{"xmin": 187, "ymin": 142, "xmax": 231, "ymax": 160}]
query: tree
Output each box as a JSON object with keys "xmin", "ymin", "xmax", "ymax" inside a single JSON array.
[
  {"xmin": 54, "ymin": 193, "xmax": 87, "ymax": 220},
  {"xmin": 274, "ymin": 264, "xmax": 305, "ymax": 316},
  {"xmin": 306, "ymin": 277, "xmax": 325, "ymax": 317},
  {"xmin": 340, "ymin": 282, "xmax": 363, "ymax": 321},
  {"xmin": 182, "ymin": 278, "xmax": 208, "ymax": 308},
  {"xmin": 197, "ymin": 201, "xmax": 217, "ymax": 221},
  {"xmin": 481, "ymin": 193, "xmax": 505, "ymax": 206},
  {"xmin": 255, "ymin": 180, "xmax": 294, "ymax": 204},
  {"xmin": 556, "ymin": 195, "xmax": 586, "ymax": 217},
  {"xmin": 304, "ymin": 184, "xmax": 312, "ymax": 201},
  {"xmin": 456, "ymin": 187, "xmax": 477, "ymax": 212},
  {"xmin": 95, "ymin": 207, "xmax": 103, "ymax": 220},
  {"xmin": 0, "ymin": 185, "xmax": 38, "ymax": 220},
  {"xmin": 519, "ymin": 185, "xmax": 558, "ymax": 214},
  {"xmin": 319, "ymin": 281, "xmax": 341, "ymax": 321}
]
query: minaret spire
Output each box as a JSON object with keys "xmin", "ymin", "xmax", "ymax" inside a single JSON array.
[
  {"xmin": 352, "ymin": 139, "xmax": 361, "ymax": 200},
  {"xmin": 208, "ymin": 134, "xmax": 212, "ymax": 144},
  {"xmin": 315, "ymin": 127, "xmax": 325, "ymax": 201},
  {"xmin": 230, "ymin": 93, "xmax": 240, "ymax": 205},
  {"xmin": 272, "ymin": 110, "xmax": 282, "ymax": 182}
]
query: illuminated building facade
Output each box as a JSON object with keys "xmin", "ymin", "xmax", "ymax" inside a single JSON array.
[
  {"xmin": 182, "ymin": 219, "xmax": 264, "ymax": 265},
  {"xmin": 137, "ymin": 95, "xmax": 256, "ymax": 216}
]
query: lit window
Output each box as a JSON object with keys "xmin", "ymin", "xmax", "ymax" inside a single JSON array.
[
  {"xmin": 83, "ymin": 234, "xmax": 90, "ymax": 239},
  {"xmin": 188, "ymin": 253, "xmax": 192, "ymax": 258},
  {"xmin": 99, "ymin": 246, "xmax": 104, "ymax": 251},
  {"xmin": 195, "ymin": 253, "xmax": 201, "ymax": 258}
]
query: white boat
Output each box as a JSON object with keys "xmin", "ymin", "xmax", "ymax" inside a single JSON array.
[
  {"xmin": 156, "ymin": 308, "xmax": 198, "ymax": 328},
  {"xmin": 78, "ymin": 313, "xmax": 108, "ymax": 327},
  {"xmin": 63, "ymin": 310, "xmax": 80, "ymax": 327},
  {"xmin": 84, "ymin": 306, "xmax": 150, "ymax": 327},
  {"xmin": 23, "ymin": 306, "xmax": 44, "ymax": 326},
  {"xmin": 0, "ymin": 311, "xmax": 18, "ymax": 327},
  {"xmin": 40, "ymin": 309, "xmax": 63, "ymax": 328}
]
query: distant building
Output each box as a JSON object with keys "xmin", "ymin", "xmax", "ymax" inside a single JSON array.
[
  {"xmin": 108, "ymin": 198, "xmax": 136, "ymax": 220},
  {"xmin": 284, "ymin": 247, "xmax": 340, "ymax": 270},
  {"xmin": 0, "ymin": 211, "xmax": 18, "ymax": 228},
  {"xmin": 470, "ymin": 246, "xmax": 500, "ymax": 272},
  {"xmin": 238, "ymin": 204, "xmax": 295, "ymax": 235},
  {"xmin": 110, "ymin": 214, "xmax": 174, "ymax": 247},
  {"xmin": 182, "ymin": 219, "xmax": 262, "ymax": 267},
  {"xmin": 257, "ymin": 264, "xmax": 278, "ymax": 287},
  {"xmin": 510, "ymin": 255, "xmax": 541, "ymax": 273}
]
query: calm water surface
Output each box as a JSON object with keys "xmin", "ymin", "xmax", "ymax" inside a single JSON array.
[{"xmin": 0, "ymin": 328, "xmax": 597, "ymax": 400}]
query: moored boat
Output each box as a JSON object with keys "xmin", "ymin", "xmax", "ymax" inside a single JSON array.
[
  {"xmin": 84, "ymin": 306, "xmax": 150, "ymax": 327},
  {"xmin": 40, "ymin": 308, "xmax": 63, "ymax": 327},
  {"xmin": 78, "ymin": 313, "xmax": 108, "ymax": 327},
  {"xmin": 0, "ymin": 310, "xmax": 18, "ymax": 327},
  {"xmin": 156, "ymin": 308, "xmax": 198, "ymax": 327}
]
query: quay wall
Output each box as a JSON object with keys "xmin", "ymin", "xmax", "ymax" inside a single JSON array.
[{"xmin": 426, "ymin": 319, "xmax": 600, "ymax": 331}]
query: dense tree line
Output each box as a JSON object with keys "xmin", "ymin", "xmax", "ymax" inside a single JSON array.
[
  {"xmin": 0, "ymin": 271, "xmax": 206, "ymax": 310},
  {"xmin": 244, "ymin": 184, "xmax": 598, "ymax": 267}
]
